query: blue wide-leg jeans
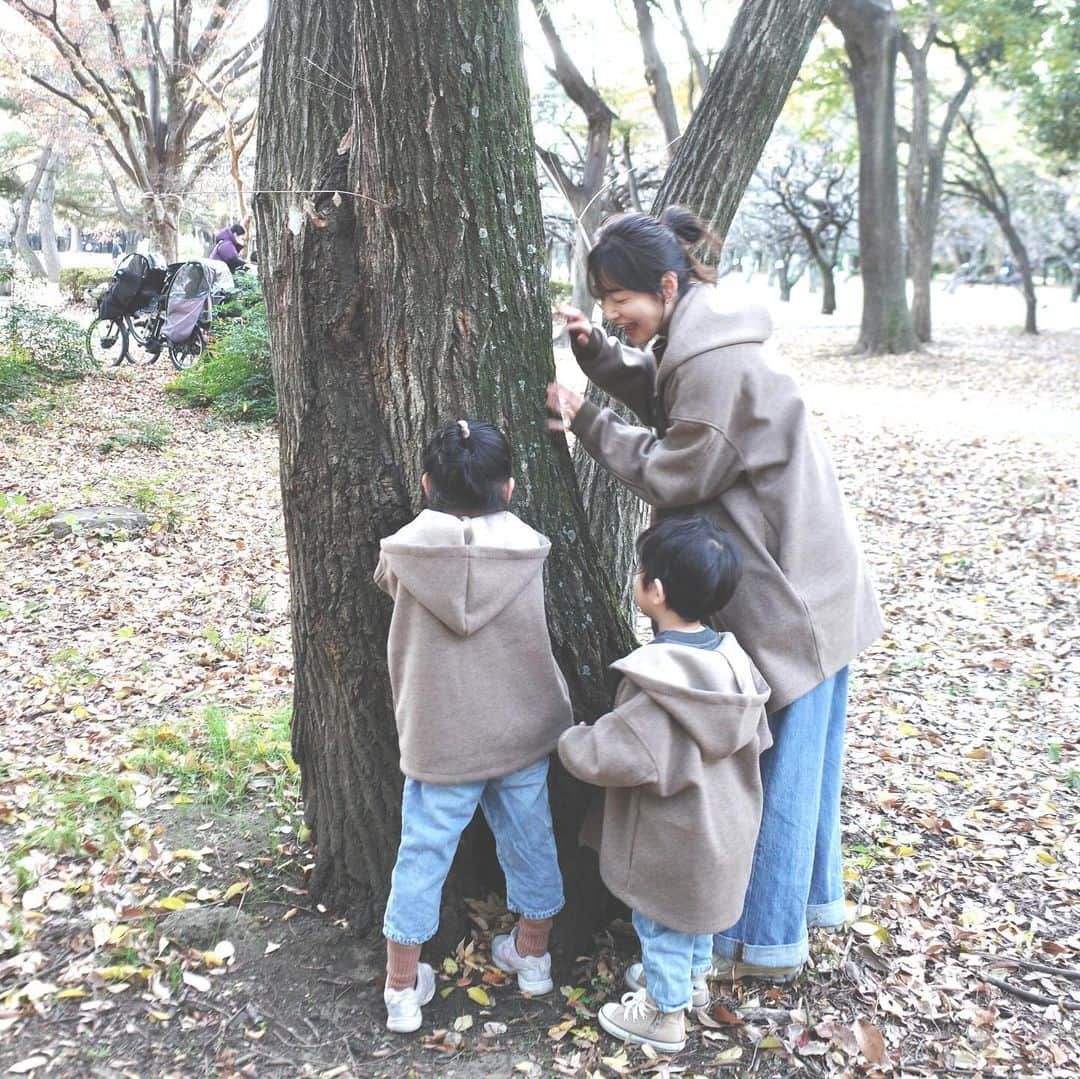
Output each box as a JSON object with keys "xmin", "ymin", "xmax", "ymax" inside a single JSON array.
[{"xmin": 713, "ymin": 667, "xmax": 849, "ymax": 969}]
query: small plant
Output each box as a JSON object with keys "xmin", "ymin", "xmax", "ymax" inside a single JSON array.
[
  {"xmin": 114, "ymin": 477, "xmax": 184, "ymax": 530},
  {"xmin": 97, "ymin": 418, "xmax": 172, "ymax": 454},
  {"xmin": 2, "ymin": 303, "xmax": 97, "ymax": 383},
  {"xmin": 0, "ymin": 346, "xmax": 38, "ymax": 414}
]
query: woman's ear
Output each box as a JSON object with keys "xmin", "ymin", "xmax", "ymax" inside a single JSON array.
[
  {"xmin": 503, "ymin": 477, "xmax": 515, "ymax": 502},
  {"xmin": 421, "ymin": 472, "xmax": 432, "ymax": 500},
  {"xmin": 661, "ymin": 270, "xmax": 679, "ymax": 304}
]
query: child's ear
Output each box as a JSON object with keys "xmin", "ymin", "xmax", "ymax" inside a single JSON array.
[
  {"xmin": 652, "ymin": 577, "xmax": 667, "ymax": 608},
  {"xmin": 421, "ymin": 472, "xmax": 432, "ymax": 500}
]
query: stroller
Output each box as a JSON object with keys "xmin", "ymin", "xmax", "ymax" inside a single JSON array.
[{"xmin": 158, "ymin": 259, "xmax": 234, "ymax": 369}]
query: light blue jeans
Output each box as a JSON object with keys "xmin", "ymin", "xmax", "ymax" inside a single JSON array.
[
  {"xmin": 383, "ymin": 756, "xmax": 565, "ymax": 945},
  {"xmin": 634, "ymin": 911, "xmax": 712, "ymax": 1012},
  {"xmin": 713, "ymin": 667, "xmax": 849, "ymax": 969}
]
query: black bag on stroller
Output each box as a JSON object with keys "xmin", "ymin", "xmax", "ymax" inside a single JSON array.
[{"xmin": 98, "ymin": 253, "xmax": 167, "ymax": 320}]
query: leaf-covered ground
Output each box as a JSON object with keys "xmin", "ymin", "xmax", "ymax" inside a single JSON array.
[{"xmin": 1, "ymin": 297, "xmax": 1077, "ymax": 1077}]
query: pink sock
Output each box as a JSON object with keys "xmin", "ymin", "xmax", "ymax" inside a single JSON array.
[{"xmin": 386, "ymin": 941, "xmax": 421, "ymax": 990}]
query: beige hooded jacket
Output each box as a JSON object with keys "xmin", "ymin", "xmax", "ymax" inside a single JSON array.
[
  {"xmin": 570, "ymin": 283, "xmax": 883, "ymax": 711},
  {"xmin": 374, "ymin": 510, "xmax": 572, "ymax": 783},
  {"xmin": 558, "ymin": 635, "xmax": 772, "ymax": 934}
]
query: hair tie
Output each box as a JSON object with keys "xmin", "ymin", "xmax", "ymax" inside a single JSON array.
[{"xmin": 457, "ymin": 419, "xmax": 470, "ymax": 439}]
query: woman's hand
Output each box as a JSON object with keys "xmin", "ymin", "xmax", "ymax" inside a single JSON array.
[
  {"xmin": 556, "ymin": 303, "xmax": 595, "ymax": 350},
  {"xmin": 546, "ymin": 381, "xmax": 584, "ymax": 433}
]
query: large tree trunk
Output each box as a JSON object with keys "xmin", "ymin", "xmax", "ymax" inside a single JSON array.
[
  {"xmin": 255, "ymin": 0, "xmax": 634, "ymax": 948},
  {"xmin": 14, "ymin": 144, "xmax": 51, "ymax": 279},
  {"xmin": 830, "ymin": 0, "xmax": 918, "ymax": 354}
]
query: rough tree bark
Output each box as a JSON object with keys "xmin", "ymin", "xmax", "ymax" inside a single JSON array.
[
  {"xmin": 829, "ymin": 0, "xmax": 918, "ymax": 353},
  {"xmin": 632, "ymin": 0, "xmax": 682, "ymax": 152},
  {"xmin": 899, "ymin": 21, "xmax": 974, "ymax": 342},
  {"xmin": 14, "ymin": 143, "xmax": 51, "ymax": 279},
  {"xmin": 255, "ymin": 0, "xmax": 635, "ymax": 947}
]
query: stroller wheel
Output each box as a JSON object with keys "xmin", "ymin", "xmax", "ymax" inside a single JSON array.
[{"xmin": 167, "ymin": 326, "xmax": 207, "ymax": 371}]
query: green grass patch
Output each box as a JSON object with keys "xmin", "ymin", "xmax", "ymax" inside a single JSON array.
[
  {"xmin": 126, "ymin": 705, "xmax": 296, "ymax": 809},
  {"xmin": 97, "ymin": 417, "xmax": 172, "ymax": 454},
  {"xmin": 166, "ymin": 276, "xmax": 275, "ymax": 422}
]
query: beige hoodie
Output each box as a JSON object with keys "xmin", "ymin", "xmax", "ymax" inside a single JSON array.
[
  {"xmin": 374, "ymin": 509, "xmax": 572, "ymax": 783},
  {"xmin": 570, "ymin": 283, "xmax": 883, "ymax": 711},
  {"xmin": 558, "ymin": 635, "xmax": 772, "ymax": 934}
]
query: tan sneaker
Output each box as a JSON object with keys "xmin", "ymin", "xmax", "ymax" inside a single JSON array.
[
  {"xmin": 598, "ymin": 988, "xmax": 686, "ymax": 1053},
  {"xmin": 623, "ymin": 962, "xmax": 710, "ymax": 1009},
  {"xmin": 710, "ymin": 957, "xmax": 802, "ymax": 984}
]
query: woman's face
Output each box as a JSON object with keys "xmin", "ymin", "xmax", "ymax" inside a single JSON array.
[{"xmin": 597, "ymin": 271, "xmax": 679, "ymax": 347}]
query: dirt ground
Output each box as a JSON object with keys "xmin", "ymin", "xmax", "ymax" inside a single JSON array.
[{"xmin": 1, "ymin": 284, "xmax": 1078, "ymax": 1077}]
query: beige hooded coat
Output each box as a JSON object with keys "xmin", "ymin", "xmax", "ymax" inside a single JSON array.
[
  {"xmin": 558, "ymin": 635, "xmax": 772, "ymax": 934},
  {"xmin": 374, "ymin": 510, "xmax": 572, "ymax": 783},
  {"xmin": 570, "ymin": 283, "xmax": 883, "ymax": 711}
]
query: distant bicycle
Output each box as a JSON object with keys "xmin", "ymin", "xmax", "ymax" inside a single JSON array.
[{"xmin": 86, "ymin": 254, "xmax": 229, "ymax": 371}]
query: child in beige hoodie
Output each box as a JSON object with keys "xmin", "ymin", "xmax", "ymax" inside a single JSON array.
[
  {"xmin": 374, "ymin": 420, "xmax": 572, "ymax": 1034},
  {"xmin": 559, "ymin": 515, "xmax": 772, "ymax": 1054}
]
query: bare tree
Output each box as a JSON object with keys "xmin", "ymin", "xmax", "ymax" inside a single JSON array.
[
  {"xmin": 762, "ymin": 142, "xmax": 856, "ymax": 314},
  {"xmin": 5, "ymin": 0, "xmax": 261, "ymax": 261},
  {"xmin": 829, "ymin": 0, "xmax": 918, "ymax": 353},
  {"xmin": 898, "ymin": 6, "xmax": 975, "ymax": 342},
  {"xmin": 947, "ymin": 116, "xmax": 1039, "ymax": 333},
  {"xmin": 13, "ymin": 141, "xmax": 51, "ymax": 278},
  {"xmin": 531, "ymin": 0, "xmax": 617, "ymax": 313}
]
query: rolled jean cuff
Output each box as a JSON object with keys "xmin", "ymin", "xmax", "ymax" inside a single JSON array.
[
  {"xmin": 508, "ymin": 897, "xmax": 565, "ymax": 921},
  {"xmin": 806, "ymin": 898, "xmax": 846, "ymax": 928},
  {"xmin": 383, "ymin": 920, "xmax": 438, "ymax": 947},
  {"xmin": 712, "ymin": 932, "xmax": 809, "ymax": 969},
  {"xmin": 653, "ymin": 993, "xmax": 691, "ymax": 1013}
]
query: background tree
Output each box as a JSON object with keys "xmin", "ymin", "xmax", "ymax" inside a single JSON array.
[
  {"xmin": 530, "ymin": 0, "xmax": 617, "ymax": 313},
  {"xmin": 761, "ymin": 137, "xmax": 856, "ymax": 313},
  {"xmin": 947, "ymin": 115, "xmax": 1040, "ymax": 333},
  {"xmin": 4, "ymin": 0, "xmax": 261, "ymax": 260},
  {"xmin": 829, "ymin": 0, "xmax": 918, "ymax": 353},
  {"xmin": 631, "ymin": 0, "xmax": 682, "ymax": 151}
]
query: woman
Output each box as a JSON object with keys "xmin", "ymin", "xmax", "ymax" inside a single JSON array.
[{"xmin": 547, "ymin": 207, "xmax": 883, "ymax": 982}]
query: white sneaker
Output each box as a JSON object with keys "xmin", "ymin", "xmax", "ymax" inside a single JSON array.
[
  {"xmin": 384, "ymin": 961, "xmax": 436, "ymax": 1033},
  {"xmin": 491, "ymin": 927, "xmax": 554, "ymax": 994},
  {"xmin": 624, "ymin": 962, "xmax": 710, "ymax": 1009},
  {"xmin": 598, "ymin": 988, "xmax": 687, "ymax": 1053}
]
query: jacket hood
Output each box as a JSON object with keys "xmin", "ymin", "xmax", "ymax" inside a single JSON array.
[
  {"xmin": 380, "ymin": 510, "xmax": 548, "ymax": 636},
  {"xmin": 213, "ymin": 227, "xmax": 235, "ymax": 243},
  {"xmin": 611, "ymin": 636, "xmax": 771, "ymax": 758},
  {"xmin": 659, "ymin": 284, "xmax": 772, "ymax": 379}
]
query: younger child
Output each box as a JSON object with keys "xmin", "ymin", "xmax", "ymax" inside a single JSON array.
[
  {"xmin": 558, "ymin": 515, "xmax": 772, "ymax": 1053},
  {"xmin": 374, "ymin": 420, "xmax": 572, "ymax": 1033}
]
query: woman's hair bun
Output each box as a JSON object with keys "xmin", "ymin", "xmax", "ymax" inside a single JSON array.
[{"xmin": 660, "ymin": 205, "xmax": 707, "ymax": 246}]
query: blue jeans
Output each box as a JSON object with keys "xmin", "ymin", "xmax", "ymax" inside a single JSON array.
[
  {"xmin": 713, "ymin": 667, "xmax": 849, "ymax": 969},
  {"xmin": 383, "ymin": 757, "xmax": 565, "ymax": 945},
  {"xmin": 633, "ymin": 911, "xmax": 712, "ymax": 1012}
]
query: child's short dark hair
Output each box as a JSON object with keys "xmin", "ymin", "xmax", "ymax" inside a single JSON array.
[
  {"xmin": 636, "ymin": 515, "xmax": 742, "ymax": 620},
  {"xmin": 421, "ymin": 420, "xmax": 513, "ymax": 515}
]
